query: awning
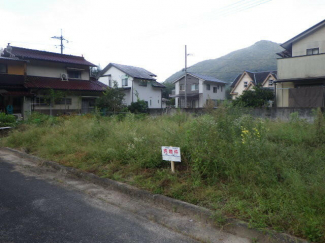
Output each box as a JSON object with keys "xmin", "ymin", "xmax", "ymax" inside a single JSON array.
[{"xmin": 169, "ymin": 93, "xmax": 199, "ymax": 98}]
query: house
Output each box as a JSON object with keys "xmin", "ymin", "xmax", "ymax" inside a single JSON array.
[
  {"xmin": 1, "ymin": 45, "xmax": 106, "ymax": 117},
  {"xmin": 276, "ymin": 19, "xmax": 325, "ymax": 107},
  {"xmin": 230, "ymin": 70, "xmax": 277, "ymax": 100},
  {"xmin": 97, "ymin": 63, "xmax": 165, "ymax": 109},
  {"xmin": 170, "ymin": 72, "xmax": 226, "ymax": 108}
]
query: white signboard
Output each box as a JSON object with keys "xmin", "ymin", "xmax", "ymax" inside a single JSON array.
[{"xmin": 161, "ymin": 146, "xmax": 181, "ymax": 162}]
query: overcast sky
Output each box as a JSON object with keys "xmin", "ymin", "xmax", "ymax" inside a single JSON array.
[{"xmin": 0, "ymin": 0, "xmax": 324, "ymax": 82}]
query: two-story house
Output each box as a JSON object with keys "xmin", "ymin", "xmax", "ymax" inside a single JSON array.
[
  {"xmin": 1, "ymin": 45, "xmax": 106, "ymax": 116},
  {"xmin": 171, "ymin": 72, "xmax": 226, "ymax": 108},
  {"xmin": 230, "ymin": 70, "xmax": 277, "ymax": 100},
  {"xmin": 97, "ymin": 63, "xmax": 165, "ymax": 109},
  {"xmin": 276, "ymin": 19, "xmax": 325, "ymax": 107}
]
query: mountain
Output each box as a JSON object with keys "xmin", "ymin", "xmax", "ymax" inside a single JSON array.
[{"xmin": 164, "ymin": 40, "xmax": 284, "ymax": 84}]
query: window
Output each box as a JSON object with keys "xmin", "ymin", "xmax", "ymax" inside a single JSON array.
[
  {"xmin": 269, "ymin": 80, "xmax": 273, "ymax": 86},
  {"xmin": 180, "ymin": 84, "xmax": 185, "ymax": 91},
  {"xmin": 150, "ymin": 100, "xmax": 152, "ymax": 106},
  {"xmin": 55, "ymin": 98, "xmax": 72, "ymax": 105},
  {"xmin": 213, "ymin": 87, "xmax": 218, "ymax": 93},
  {"xmin": 307, "ymin": 48, "xmax": 319, "ymax": 55},
  {"xmin": 0, "ymin": 64, "xmax": 7, "ymax": 73},
  {"xmin": 35, "ymin": 97, "xmax": 49, "ymax": 106},
  {"xmin": 139, "ymin": 80, "xmax": 147, "ymax": 86},
  {"xmin": 244, "ymin": 81, "xmax": 248, "ymax": 88},
  {"xmin": 67, "ymin": 70, "xmax": 81, "ymax": 79},
  {"xmin": 191, "ymin": 84, "xmax": 199, "ymax": 91},
  {"xmin": 206, "ymin": 84, "xmax": 210, "ymax": 90},
  {"xmin": 108, "ymin": 78, "xmax": 112, "ymax": 87},
  {"xmin": 122, "ymin": 78, "xmax": 128, "ymax": 86}
]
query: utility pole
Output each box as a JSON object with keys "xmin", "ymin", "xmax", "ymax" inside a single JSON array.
[
  {"xmin": 184, "ymin": 45, "xmax": 187, "ymax": 108},
  {"xmin": 51, "ymin": 29, "xmax": 68, "ymax": 54}
]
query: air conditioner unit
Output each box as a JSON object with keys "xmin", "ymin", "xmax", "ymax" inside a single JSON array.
[{"xmin": 61, "ymin": 73, "xmax": 68, "ymax": 81}]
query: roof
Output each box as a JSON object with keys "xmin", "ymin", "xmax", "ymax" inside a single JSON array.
[
  {"xmin": 230, "ymin": 70, "xmax": 277, "ymax": 88},
  {"xmin": 24, "ymin": 76, "xmax": 107, "ymax": 92},
  {"xmin": 3, "ymin": 46, "xmax": 96, "ymax": 67},
  {"xmin": 173, "ymin": 72, "xmax": 227, "ymax": 84},
  {"xmin": 99, "ymin": 63, "xmax": 157, "ymax": 80},
  {"xmin": 151, "ymin": 81, "xmax": 165, "ymax": 88},
  {"xmin": 281, "ymin": 19, "xmax": 325, "ymax": 52}
]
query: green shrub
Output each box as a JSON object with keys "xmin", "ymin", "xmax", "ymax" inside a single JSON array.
[{"xmin": 0, "ymin": 113, "xmax": 16, "ymax": 127}]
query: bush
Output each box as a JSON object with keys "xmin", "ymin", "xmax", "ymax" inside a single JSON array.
[{"xmin": 0, "ymin": 113, "xmax": 16, "ymax": 127}]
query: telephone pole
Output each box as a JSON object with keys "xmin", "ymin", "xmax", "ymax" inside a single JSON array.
[
  {"xmin": 184, "ymin": 45, "xmax": 188, "ymax": 108},
  {"xmin": 51, "ymin": 29, "xmax": 68, "ymax": 54}
]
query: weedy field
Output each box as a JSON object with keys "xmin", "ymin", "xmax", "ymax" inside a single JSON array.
[{"xmin": 2, "ymin": 108, "xmax": 325, "ymax": 242}]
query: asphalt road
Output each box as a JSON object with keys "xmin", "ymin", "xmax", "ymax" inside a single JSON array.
[{"xmin": 0, "ymin": 160, "xmax": 197, "ymax": 243}]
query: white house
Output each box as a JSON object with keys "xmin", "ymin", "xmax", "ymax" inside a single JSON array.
[
  {"xmin": 98, "ymin": 63, "xmax": 165, "ymax": 109},
  {"xmin": 171, "ymin": 72, "xmax": 227, "ymax": 108}
]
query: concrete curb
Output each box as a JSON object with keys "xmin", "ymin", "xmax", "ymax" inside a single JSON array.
[{"xmin": 2, "ymin": 147, "xmax": 308, "ymax": 243}]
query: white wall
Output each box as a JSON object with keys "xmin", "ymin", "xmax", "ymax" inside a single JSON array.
[
  {"xmin": 201, "ymin": 81, "xmax": 226, "ymax": 107},
  {"xmin": 99, "ymin": 66, "xmax": 132, "ymax": 88},
  {"xmin": 133, "ymin": 80, "xmax": 162, "ymax": 109},
  {"xmin": 27, "ymin": 60, "xmax": 90, "ymax": 80},
  {"xmin": 292, "ymin": 25, "xmax": 325, "ymax": 56}
]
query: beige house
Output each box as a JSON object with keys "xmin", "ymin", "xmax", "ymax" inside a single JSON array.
[
  {"xmin": 230, "ymin": 70, "xmax": 277, "ymax": 100},
  {"xmin": 276, "ymin": 19, "xmax": 325, "ymax": 107}
]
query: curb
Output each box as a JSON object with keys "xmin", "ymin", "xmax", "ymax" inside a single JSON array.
[{"xmin": 2, "ymin": 147, "xmax": 308, "ymax": 243}]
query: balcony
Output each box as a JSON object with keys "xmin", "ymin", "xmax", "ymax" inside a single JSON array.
[{"xmin": 277, "ymin": 53, "xmax": 325, "ymax": 80}]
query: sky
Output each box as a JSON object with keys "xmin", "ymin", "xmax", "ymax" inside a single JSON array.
[{"xmin": 0, "ymin": 0, "xmax": 324, "ymax": 82}]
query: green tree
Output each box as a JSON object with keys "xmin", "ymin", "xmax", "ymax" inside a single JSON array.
[
  {"xmin": 232, "ymin": 85, "xmax": 274, "ymax": 108},
  {"xmin": 96, "ymin": 81, "xmax": 125, "ymax": 114}
]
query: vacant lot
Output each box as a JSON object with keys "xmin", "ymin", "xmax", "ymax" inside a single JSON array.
[{"xmin": 2, "ymin": 108, "xmax": 325, "ymax": 242}]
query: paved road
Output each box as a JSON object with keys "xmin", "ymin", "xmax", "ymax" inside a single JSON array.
[{"xmin": 0, "ymin": 160, "xmax": 197, "ymax": 243}]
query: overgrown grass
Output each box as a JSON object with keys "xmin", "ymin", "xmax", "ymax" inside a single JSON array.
[{"xmin": 2, "ymin": 109, "xmax": 325, "ymax": 242}]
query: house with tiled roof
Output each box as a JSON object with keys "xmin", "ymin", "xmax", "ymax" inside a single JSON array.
[
  {"xmin": 98, "ymin": 63, "xmax": 165, "ymax": 109},
  {"xmin": 276, "ymin": 19, "xmax": 325, "ymax": 107},
  {"xmin": 230, "ymin": 70, "xmax": 277, "ymax": 100},
  {"xmin": 170, "ymin": 72, "xmax": 227, "ymax": 108},
  {"xmin": 0, "ymin": 44, "xmax": 106, "ymax": 117}
]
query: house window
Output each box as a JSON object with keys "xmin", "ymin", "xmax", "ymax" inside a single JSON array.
[
  {"xmin": 213, "ymin": 87, "xmax": 218, "ymax": 93},
  {"xmin": 191, "ymin": 84, "xmax": 199, "ymax": 91},
  {"xmin": 307, "ymin": 48, "xmax": 319, "ymax": 55},
  {"xmin": 244, "ymin": 81, "xmax": 248, "ymax": 88},
  {"xmin": 206, "ymin": 84, "xmax": 210, "ymax": 90},
  {"xmin": 108, "ymin": 78, "xmax": 112, "ymax": 87},
  {"xmin": 55, "ymin": 98, "xmax": 72, "ymax": 105},
  {"xmin": 122, "ymin": 78, "xmax": 128, "ymax": 86},
  {"xmin": 150, "ymin": 100, "xmax": 152, "ymax": 106},
  {"xmin": 269, "ymin": 80, "xmax": 273, "ymax": 86},
  {"xmin": 67, "ymin": 70, "xmax": 81, "ymax": 79},
  {"xmin": 35, "ymin": 97, "xmax": 49, "ymax": 106},
  {"xmin": 139, "ymin": 80, "xmax": 147, "ymax": 86},
  {"xmin": 180, "ymin": 84, "xmax": 185, "ymax": 91},
  {"xmin": 0, "ymin": 64, "xmax": 7, "ymax": 73}
]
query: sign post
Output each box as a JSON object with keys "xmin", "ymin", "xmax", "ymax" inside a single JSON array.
[{"xmin": 161, "ymin": 146, "xmax": 181, "ymax": 173}]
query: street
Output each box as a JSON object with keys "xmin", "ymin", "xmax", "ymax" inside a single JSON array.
[
  {"xmin": 0, "ymin": 159, "xmax": 197, "ymax": 243},
  {"xmin": 0, "ymin": 149, "xmax": 250, "ymax": 243}
]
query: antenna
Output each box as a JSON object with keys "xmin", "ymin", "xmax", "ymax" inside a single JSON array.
[{"xmin": 51, "ymin": 29, "xmax": 69, "ymax": 54}]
